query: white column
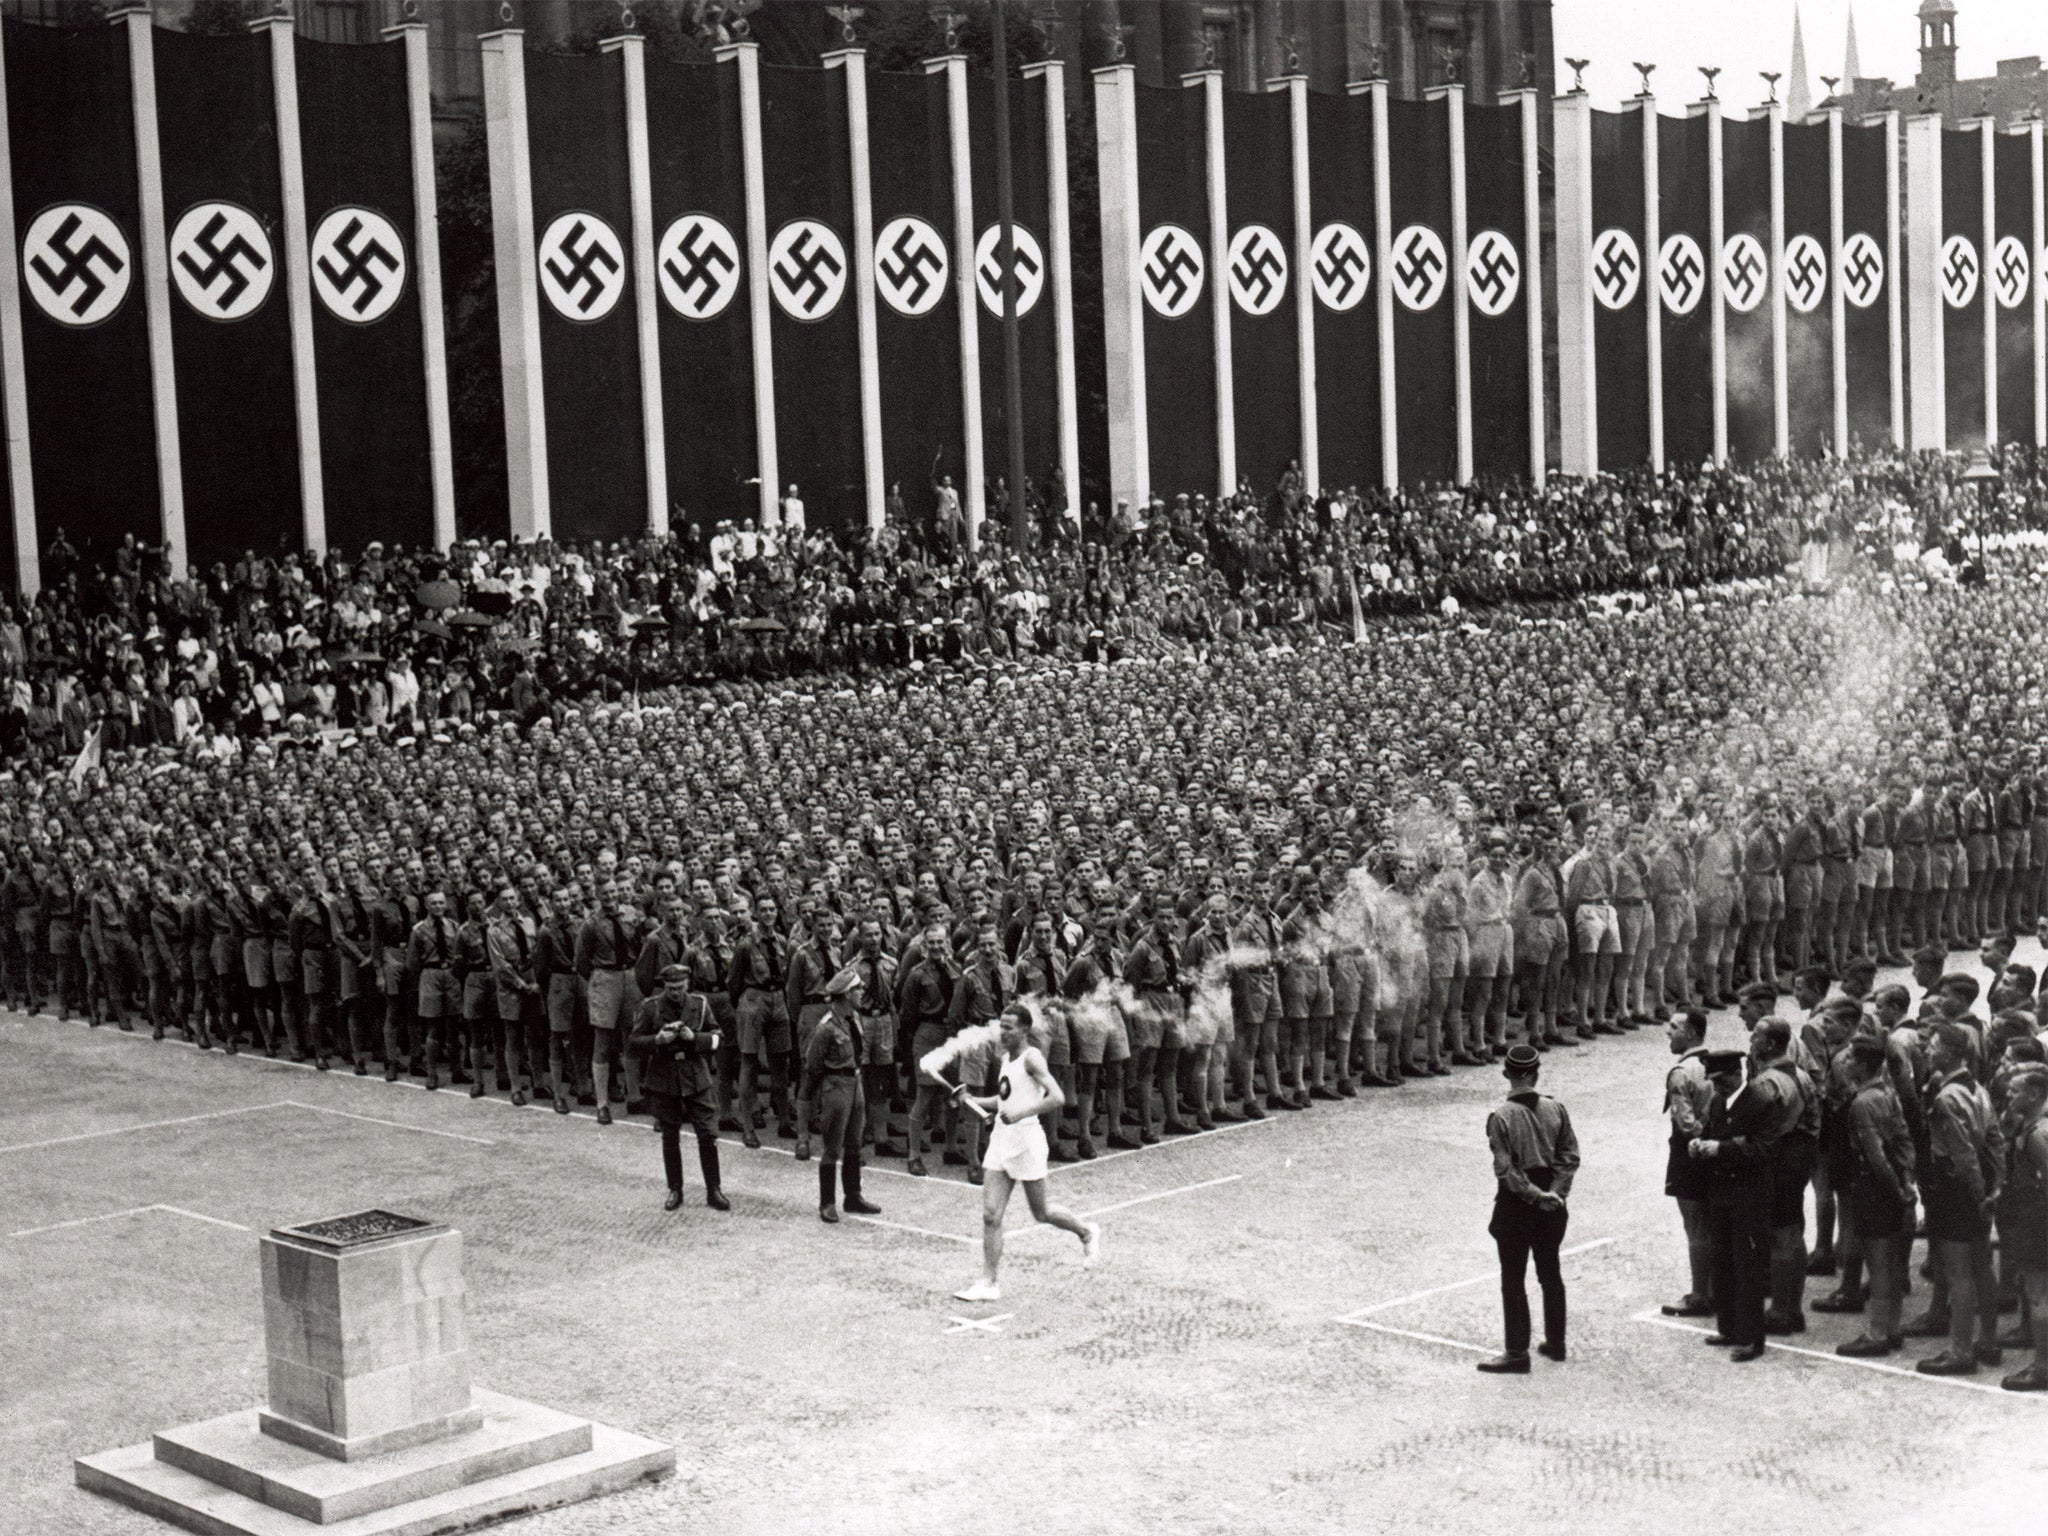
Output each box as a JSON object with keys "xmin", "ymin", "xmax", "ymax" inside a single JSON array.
[
  {"xmin": 1429, "ymin": 82, "xmax": 1472, "ymax": 484},
  {"xmin": 1187, "ymin": 69, "xmax": 1233, "ymax": 499},
  {"xmin": 1093, "ymin": 64, "xmax": 1147, "ymax": 509},
  {"xmin": 479, "ymin": 29, "xmax": 548, "ymax": 538},
  {"xmin": 718, "ymin": 40, "xmax": 778, "ymax": 528},
  {"xmin": 1827, "ymin": 105, "xmax": 1848, "ymax": 456},
  {"xmin": 1904, "ymin": 111, "xmax": 1943, "ymax": 451},
  {"xmin": 257, "ymin": 16, "xmax": 325, "ymax": 555},
  {"xmin": 387, "ymin": 22, "xmax": 455, "ymax": 549},
  {"xmin": 1696, "ymin": 95, "xmax": 1727, "ymax": 463},
  {"xmin": 1365, "ymin": 78, "xmax": 1398, "ymax": 489},
  {"xmin": 1639, "ymin": 93, "xmax": 1663, "ymax": 473},
  {"xmin": 1976, "ymin": 115, "xmax": 1997, "ymax": 446},
  {"xmin": 923, "ymin": 52, "xmax": 983, "ymax": 543},
  {"xmin": 1884, "ymin": 111, "xmax": 1904, "ymax": 447},
  {"xmin": 1552, "ymin": 88, "xmax": 1596, "ymax": 478},
  {"xmin": 2033, "ymin": 118, "xmax": 2046, "ymax": 448},
  {"xmin": 1507, "ymin": 87, "xmax": 1547, "ymax": 486},
  {"xmin": 1271, "ymin": 71, "xmax": 1317, "ymax": 493},
  {"xmin": 1766, "ymin": 98, "xmax": 1787, "ymax": 458},
  {"xmin": 0, "ymin": 17, "xmax": 37, "ymax": 594},
  {"xmin": 121, "ymin": 7, "xmax": 186, "ymax": 575},
  {"xmin": 1024, "ymin": 59, "xmax": 1081, "ymax": 526},
  {"xmin": 825, "ymin": 48, "xmax": 886, "ymax": 533},
  {"xmin": 602, "ymin": 33, "xmax": 667, "ymax": 537}
]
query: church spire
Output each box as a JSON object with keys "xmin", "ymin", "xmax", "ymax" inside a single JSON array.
[
  {"xmin": 1787, "ymin": 2, "xmax": 1812, "ymax": 119},
  {"xmin": 1844, "ymin": 2, "xmax": 1862, "ymax": 82}
]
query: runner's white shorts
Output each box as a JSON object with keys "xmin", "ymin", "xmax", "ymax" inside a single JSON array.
[{"xmin": 985, "ymin": 1117, "xmax": 1050, "ymax": 1182}]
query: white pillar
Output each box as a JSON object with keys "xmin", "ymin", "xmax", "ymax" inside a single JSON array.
[
  {"xmin": 2033, "ymin": 118, "xmax": 2046, "ymax": 448},
  {"xmin": 120, "ymin": 7, "xmax": 186, "ymax": 575},
  {"xmin": 1766, "ymin": 98, "xmax": 1787, "ymax": 459},
  {"xmin": 1187, "ymin": 69, "xmax": 1233, "ymax": 499},
  {"xmin": 1552, "ymin": 88, "xmax": 1596, "ymax": 478},
  {"xmin": 1976, "ymin": 115, "xmax": 1997, "ymax": 446},
  {"xmin": 923, "ymin": 52, "xmax": 983, "ymax": 543},
  {"xmin": 1639, "ymin": 92, "xmax": 1663, "ymax": 473},
  {"xmin": 1271, "ymin": 71, "xmax": 1317, "ymax": 493},
  {"xmin": 1697, "ymin": 95, "xmax": 1727, "ymax": 464},
  {"xmin": 479, "ymin": 29, "xmax": 548, "ymax": 538},
  {"xmin": 718, "ymin": 40, "xmax": 779, "ymax": 528},
  {"xmin": 602, "ymin": 33, "xmax": 667, "ymax": 538},
  {"xmin": 0, "ymin": 17, "xmax": 37, "ymax": 594},
  {"xmin": 1904, "ymin": 111, "xmax": 1943, "ymax": 452},
  {"xmin": 257, "ymin": 16, "xmax": 325, "ymax": 555},
  {"xmin": 1093, "ymin": 63, "xmax": 1147, "ymax": 510},
  {"xmin": 1506, "ymin": 86, "xmax": 1547, "ymax": 486},
  {"xmin": 1363, "ymin": 77, "xmax": 1398, "ymax": 489},
  {"xmin": 1024, "ymin": 59, "xmax": 1081, "ymax": 525},
  {"xmin": 1429, "ymin": 82, "xmax": 1472, "ymax": 484},
  {"xmin": 387, "ymin": 22, "xmax": 455, "ymax": 549},
  {"xmin": 825, "ymin": 47, "xmax": 886, "ymax": 534},
  {"xmin": 1883, "ymin": 111, "xmax": 1904, "ymax": 448},
  {"xmin": 1827, "ymin": 104, "xmax": 1849, "ymax": 457}
]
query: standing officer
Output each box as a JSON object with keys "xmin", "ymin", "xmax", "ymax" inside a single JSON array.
[
  {"xmin": 1478, "ymin": 1042, "xmax": 1581, "ymax": 1374},
  {"xmin": 799, "ymin": 966, "xmax": 884, "ymax": 1223},
  {"xmin": 1691, "ymin": 1047, "xmax": 1777, "ymax": 1362},
  {"xmin": 628, "ymin": 964, "xmax": 731, "ymax": 1213}
]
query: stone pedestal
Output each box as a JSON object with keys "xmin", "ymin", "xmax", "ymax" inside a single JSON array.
[{"xmin": 76, "ymin": 1210, "xmax": 673, "ymax": 1535}]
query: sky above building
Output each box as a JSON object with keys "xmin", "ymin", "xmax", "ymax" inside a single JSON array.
[{"xmin": 1552, "ymin": 0, "xmax": 2043, "ymax": 111}]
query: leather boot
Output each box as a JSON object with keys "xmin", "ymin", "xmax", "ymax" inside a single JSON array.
[
  {"xmin": 818, "ymin": 1164, "xmax": 839, "ymax": 1223},
  {"xmin": 843, "ymin": 1154, "xmax": 880, "ymax": 1215},
  {"xmin": 699, "ymin": 1139, "xmax": 731, "ymax": 1211}
]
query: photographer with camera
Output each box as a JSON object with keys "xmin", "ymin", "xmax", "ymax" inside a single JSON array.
[{"xmin": 630, "ymin": 964, "xmax": 732, "ymax": 1214}]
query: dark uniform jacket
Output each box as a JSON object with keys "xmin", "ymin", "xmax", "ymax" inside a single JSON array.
[{"xmin": 630, "ymin": 990, "xmax": 718, "ymax": 1098}]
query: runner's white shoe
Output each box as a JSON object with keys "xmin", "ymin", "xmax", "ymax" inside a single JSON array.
[
  {"xmin": 1081, "ymin": 1222, "xmax": 1102, "ymax": 1267},
  {"xmin": 952, "ymin": 1279, "xmax": 1002, "ymax": 1302}
]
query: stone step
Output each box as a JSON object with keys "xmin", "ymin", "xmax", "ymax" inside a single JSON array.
[
  {"xmin": 146, "ymin": 1389, "xmax": 587, "ymax": 1525},
  {"xmin": 77, "ymin": 1401, "xmax": 672, "ymax": 1536}
]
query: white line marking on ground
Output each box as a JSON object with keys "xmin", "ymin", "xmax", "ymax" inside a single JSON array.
[
  {"xmin": 1079, "ymin": 1173, "xmax": 1242, "ymax": 1220},
  {"xmin": 846, "ymin": 1214, "xmax": 977, "ymax": 1245},
  {"xmin": 282, "ymin": 1100, "xmax": 495, "ymax": 1146},
  {"xmin": 9, "ymin": 1203, "xmax": 247, "ymax": 1239},
  {"xmin": 1334, "ymin": 1236, "xmax": 1620, "ymax": 1321},
  {"xmin": 943, "ymin": 1312, "xmax": 1013, "ymax": 1334},
  {"xmin": 1046, "ymin": 1115, "xmax": 1276, "ymax": 1173},
  {"xmin": 1630, "ymin": 1310, "xmax": 2043, "ymax": 1400},
  {"xmin": 1334, "ymin": 1317, "xmax": 1497, "ymax": 1355},
  {"xmin": 0, "ymin": 1102, "xmax": 287, "ymax": 1156}
]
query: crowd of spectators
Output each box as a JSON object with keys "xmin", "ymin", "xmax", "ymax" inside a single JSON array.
[{"xmin": 9, "ymin": 444, "xmax": 2036, "ymax": 770}]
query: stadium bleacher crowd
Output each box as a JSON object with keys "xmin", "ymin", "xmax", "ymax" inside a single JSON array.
[{"xmin": 6, "ymin": 442, "xmax": 2048, "ymax": 1386}]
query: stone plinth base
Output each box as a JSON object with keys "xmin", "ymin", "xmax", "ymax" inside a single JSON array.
[{"xmin": 75, "ymin": 1388, "xmax": 673, "ymax": 1536}]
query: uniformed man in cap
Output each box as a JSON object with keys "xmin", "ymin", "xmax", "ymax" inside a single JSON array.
[
  {"xmin": 1478, "ymin": 1042, "xmax": 1581, "ymax": 1374},
  {"xmin": 1691, "ymin": 1048, "xmax": 1776, "ymax": 1362},
  {"xmin": 798, "ymin": 964, "xmax": 884, "ymax": 1224},
  {"xmin": 628, "ymin": 964, "xmax": 731, "ymax": 1213}
]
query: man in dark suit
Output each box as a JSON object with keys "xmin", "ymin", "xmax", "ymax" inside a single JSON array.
[
  {"xmin": 1691, "ymin": 1047, "xmax": 1782, "ymax": 1362},
  {"xmin": 629, "ymin": 964, "xmax": 731, "ymax": 1214}
]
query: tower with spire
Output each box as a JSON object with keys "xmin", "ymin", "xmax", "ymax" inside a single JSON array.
[
  {"xmin": 1843, "ymin": 3, "xmax": 1861, "ymax": 83},
  {"xmin": 1787, "ymin": 3, "xmax": 1811, "ymax": 119}
]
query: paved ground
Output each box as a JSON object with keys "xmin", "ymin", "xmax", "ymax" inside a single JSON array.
[{"xmin": 6, "ymin": 948, "xmax": 2048, "ymax": 1536}]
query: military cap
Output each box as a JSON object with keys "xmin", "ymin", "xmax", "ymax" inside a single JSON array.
[
  {"xmin": 1503, "ymin": 1042, "xmax": 1541, "ymax": 1073},
  {"xmin": 658, "ymin": 963, "xmax": 689, "ymax": 985}
]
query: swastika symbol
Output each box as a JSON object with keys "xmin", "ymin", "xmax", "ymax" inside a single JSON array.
[
  {"xmin": 1941, "ymin": 234, "xmax": 1978, "ymax": 309},
  {"xmin": 1228, "ymin": 224, "xmax": 1287, "ymax": 315},
  {"xmin": 1659, "ymin": 233, "xmax": 1704, "ymax": 316},
  {"xmin": 874, "ymin": 216, "xmax": 947, "ymax": 317},
  {"xmin": 1992, "ymin": 235, "xmax": 2028, "ymax": 310},
  {"xmin": 539, "ymin": 212, "xmax": 625, "ymax": 321},
  {"xmin": 975, "ymin": 224, "xmax": 1044, "ymax": 316},
  {"xmin": 1840, "ymin": 231, "xmax": 1883, "ymax": 308},
  {"xmin": 657, "ymin": 213, "xmax": 741, "ymax": 320},
  {"xmin": 311, "ymin": 207, "xmax": 406, "ymax": 324},
  {"xmin": 1720, "ymin": 232, "xmax": 1765, "ymax": 314},
  {"xmin": 769, "ymin": 219, "xmax": 847, "ymax": 320},
  {"xmin": 22, "ymin": 204, "xmax": 130, "ymax": 327},
  {"xmin": 1783, "ymin": 233, "xmax": 1826, "ymax": 314},
  {"xmin": 1391, "ymin": 224, "xmax": 1446, "ymax": 311},
  {"xmin": 1309, "ymin": 222, "xmax": 1369, "ymax": 311},
  {"xmin": 1591, "ymin": 228, "xmax": 1640, "ymax": 310},
  {"xmin": 170, "ymin": 202, "xmax": 273, "ymax": 321},
  {"xmin": 1141, "ymin": 224, "xmax": 1204, "ymax": 318},
  {"xmin": 1465, "ymin": 229, "xmax": 1519, "ymax": 317}
]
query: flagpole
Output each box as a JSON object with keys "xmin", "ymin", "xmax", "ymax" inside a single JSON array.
[{"xmin": 990, "ymin": 0, "xmax": 1028, "ymax": 548}]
